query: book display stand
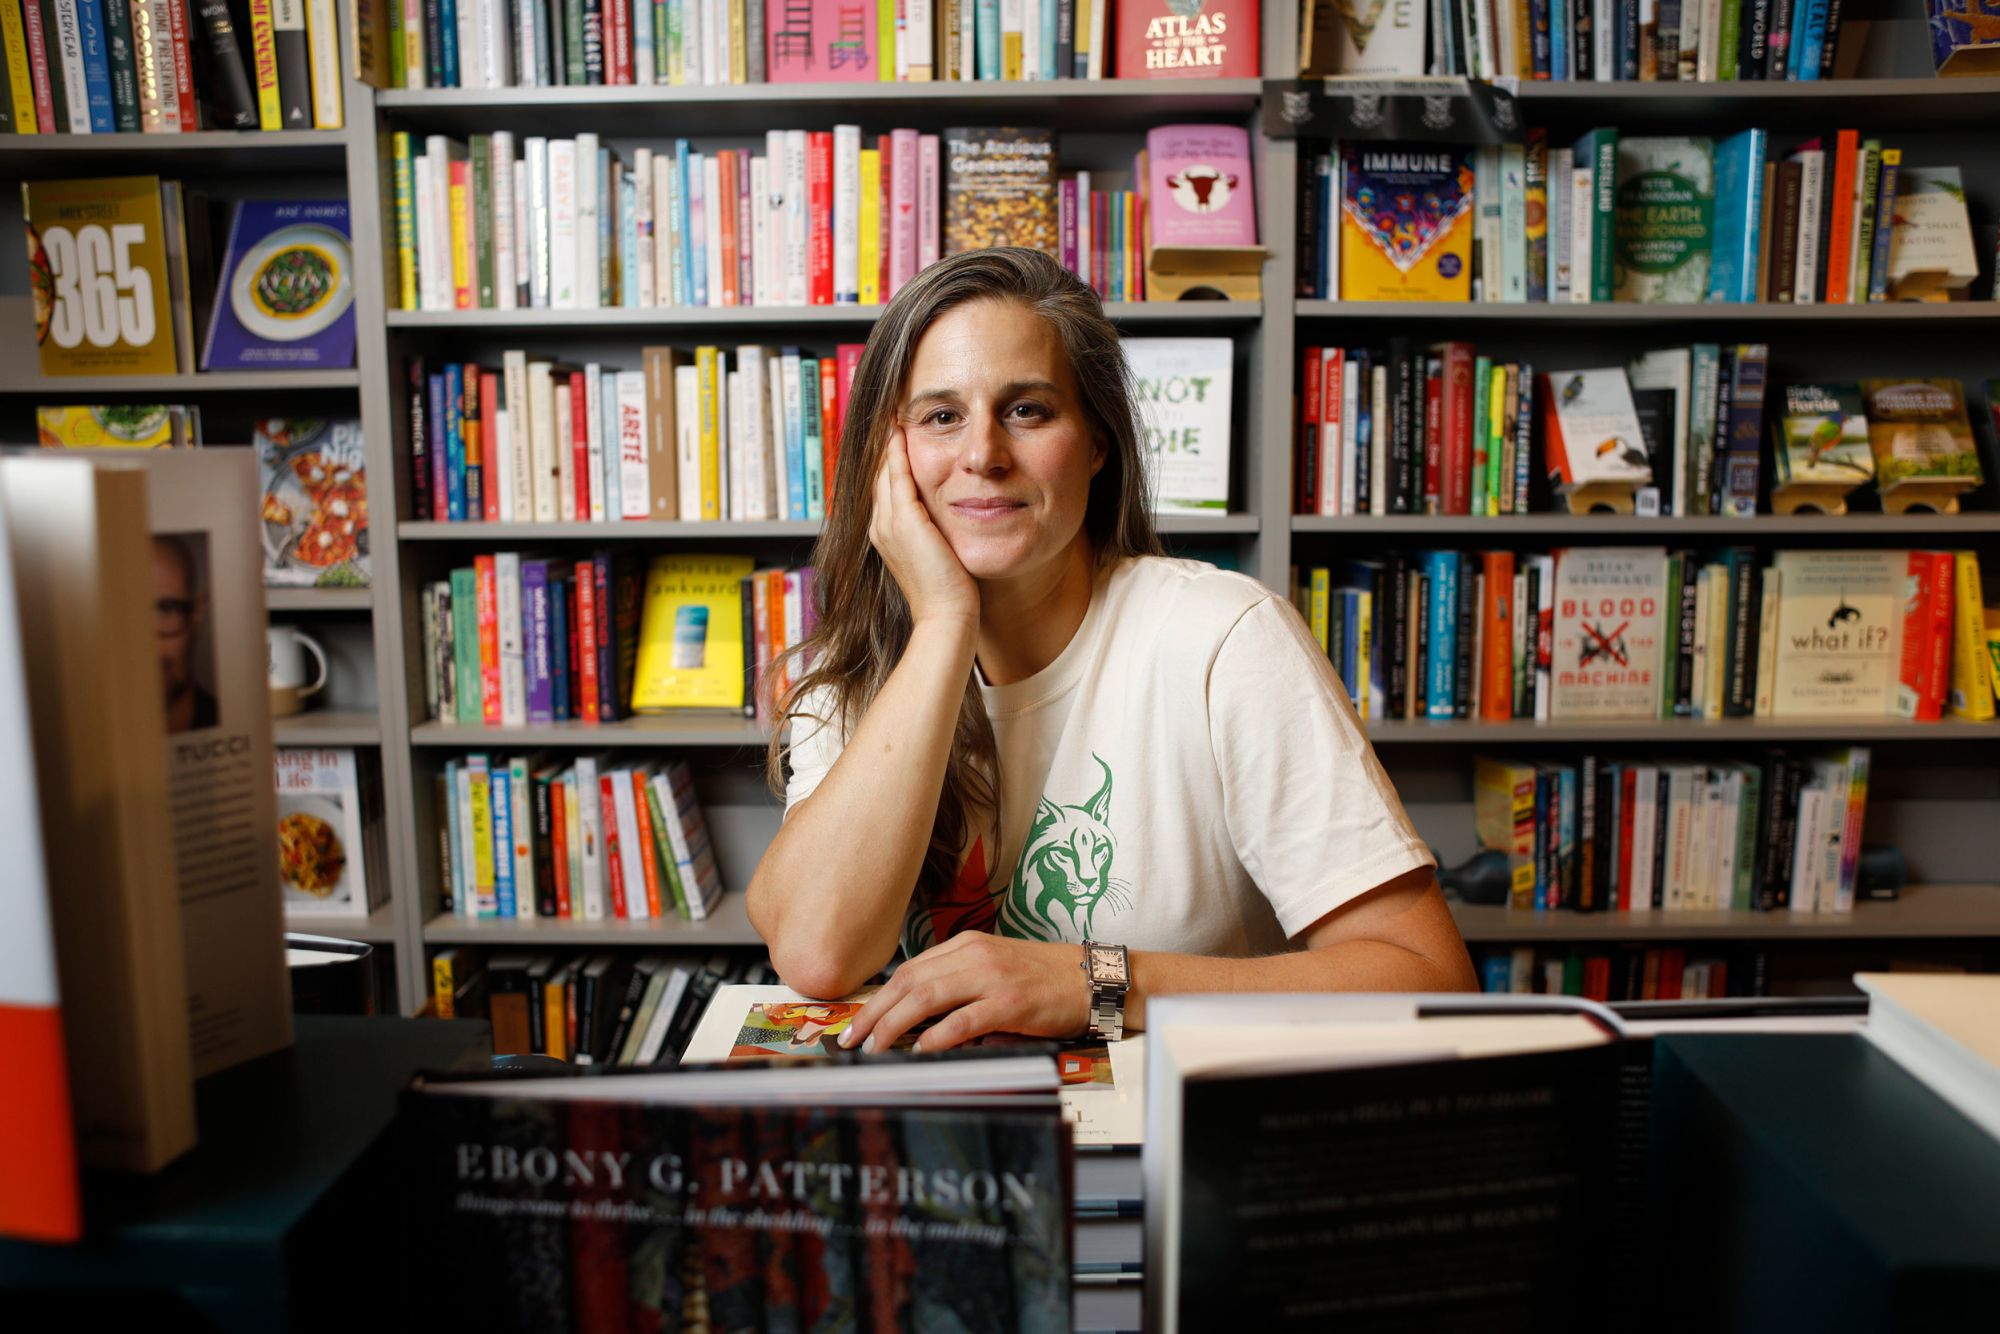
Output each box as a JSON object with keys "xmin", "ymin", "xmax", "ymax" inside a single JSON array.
[{"xmin": 1146, "ymin": 243, "xmax": 1270, "ymax": 301}]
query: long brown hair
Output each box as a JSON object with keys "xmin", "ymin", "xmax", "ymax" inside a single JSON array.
[{"xmin": 765, "ymin": 246, "xmax": 1165, "ymax": 905}]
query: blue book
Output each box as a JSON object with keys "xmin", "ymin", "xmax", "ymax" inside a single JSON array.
[
  {"xmin": 442, "ymin": 759, "xmax": 466, "ymax": 912},
  {"xmin": 1793, "ymin": 0, "xmax": 1828, "ymax": 78},
  {"xmin": 1423, "ymin": 550, "xmax": 1459, "ymax": 719},
  {"xmin": 524, "ymin": 560, "xmax": 553, "ymax": 724},
  {"xmin": 688, "ymin": 151, "xmax": 708, "ymax": 308},
  {"xmin": 1352, "ymin": 348, "xmax": 1372, "ymax": 507},
  {"xmin": 1533, "ymin": 770, "xmax": 1552, "ymax": 911},
  {"xmin": 74, "ymin": 0, "xmax": 115, "ymax": 132},
  {"xmin": 801, "ymin": 356, "xmax": 825, "ymax": 521},
  {"xmin": 620, "ymin": 171, "xmax": 639, "ymax": 307},
  {"xmin": 1529, "ymin": 0, "xmax": 1552, "ymax": 73},
  {"xmin": 782, "ymin": 348, "xmax": 808, "ymax": 521},
  {"xmin": 1340, "ymin": 590, "xmax": 1361, "ymax": 700},
  {"xmin": 600, "ymin": 367, "xmax": 622, "ymax": 520},
  {"xmin": 976, "ymin": 0, "xmax": 1000, "ymax": 78},
  {"xmin": 1552, "ymin": 0, "xmax": 1571, "ymax": 78},
  {"xmin": 426, "ymin": 372, "xmax": 448, "ymax": 519},
  {"xmin": 440, "ymin": 0, "xmax": 460, "ymax": 85},
  {"xmin": 675, "ymin": 141, "xmax": 695, "ymax": 306},
  {"xmin": 490, "ymin": 765, "xmax": 516, "ymax": 918},
  {"xmin": 443, "ymin": 363, "xmax": 466, "ymax": 521},
  {"xmin": 1041, "ymin": 0, "xmax": 1058, "ymax": 77},
  {"xmin": 549, "ymin": 576, "xmax": 570, "ymax": 721},
  {"xmin": 1556, "ymin": 767, "xmax": 1577, "ymax": 906},
  {"xmin": 1319, "ymin": 162, "xmax": 1335, "ymax": 297},
  {"xmin": 1708, "ymin": 130, "xmax": 1767, "ymax": 303},
  {"xmin": 1480, "ymin": 952, "xmax": 1512, "ymax": 993}
]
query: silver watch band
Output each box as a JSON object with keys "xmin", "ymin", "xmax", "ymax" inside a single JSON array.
[{"xmin": 1082, "ymin": 941, "xmax": 1128, "ymax": 1043}]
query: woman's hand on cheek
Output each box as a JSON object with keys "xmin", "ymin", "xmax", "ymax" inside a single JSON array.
[
  {"xmin": 839, "ymin": 932, "xmax": 1091, "ymax": 1054},
  {"xmin": 868, "ymin": 426, "xmax": 980, "ymax": 630}
]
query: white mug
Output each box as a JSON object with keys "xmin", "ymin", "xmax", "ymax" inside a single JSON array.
[{"xmin": 268, "ymin": 625, "xmax": 328, "ymax": 716}]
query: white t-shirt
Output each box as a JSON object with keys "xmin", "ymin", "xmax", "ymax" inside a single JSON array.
[{"xmin": 783, "ymin": 555, "xmax": 1434, "ymax": 959}]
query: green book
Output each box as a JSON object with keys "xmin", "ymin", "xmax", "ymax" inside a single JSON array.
[
  {"xmin": 102, "ymin": 0, "xmax": 140, "ymax": 131},
  {"xmin": 1728, "ymin": 761, "xmax": 1760, "ymax": 910},
  {"xmin": 565, "ymin": 0, "xmax": 587, "ymax": 84},
  {"xmin": 800, "ymin": 357, "xmax": 825, "ymax": 521},
  {"xmin": 1660, "ymin": 552, "xmax": 1684, "ymax": 717},
  {"xmin": 1852, "ymin": 142, "xmax": 1882, "ymax": 305},
  {"xmin": 642, "ymin": 777, "xmax": 689, "ymax": 918},
  {"xmin": 1586, "ymin": 130, "xmax": 1620, "ymax": 302},
  {"xmin": 1718, "ymin": 0, "xmax": 1742, "ymax": 80},
  {"xmin": 1687, "ymin": 343, "xmax": 1722, "ymax": 516},
  {"xmin": 470, "ymin": 135, "xmax": 495, "ymax": 308},
  {"xmin": 1614, "ymin": 137, "xmax": 1715, "ymax": 304},
  {"xmin": 1470, "ymin": 357, "xmax": 1491, "ymax": 517},
  {"xmin": 450, "ymin": 566, "xmax": 481, "ymax": 724}
]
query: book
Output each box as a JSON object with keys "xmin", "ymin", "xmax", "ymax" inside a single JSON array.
[
  {"xmin": 1613, "ymin": 136, "xmax": 1714, "ymax": 304},
  {"xmin": 1768, "ymin": 549, "xmax": 1904, "ymax": 716},
  {"xmin": 1337, "ymin": 143, "xmax": 1474, "ymax": 302},
  {"xmin": 1326, "ymin": 0, "xmax": 1426, "ymax": 71},
  {"xmin": 1884, "ymin": 166, "xmax": 1979, "ymax": 301},
  {"xmin": 255, "ymin": 418, "xmax": 368, "ymax": 588},
  {"xmin": 35, "ymin": 403, "xmax": 197, "ymax": 448},
  {"xmin": 23, "ymin": 175, "xmax": 178, "ymax": 376},
  {"xmin": 1542, "ymin": 367, "xmax": 1653, "ymax": 495},
  {"xmin": 1948, "ymin": 552, "xmax": 1994, "ymax": 720},
  {"xmin": 1123, "ymin": 337, "xmax": 1233, "ymax": 515},
  {"xmin": 1549, "ymin": 546, "xmax": 1668, "ymax": 719},
  {"xmin": 762, "ymin": 0, "xmax": 881, "ymax": 81},
  {"xmin": 201, "ymin": 199, "xmax": 357, "ymax": 370},
  {"xmin": 1927, "ymin": 0, "xmax": 2000, "ymax": 75},
  {"xmin": 1707, "ymin": 129, "xmax": 1765, "ymax": 303},
  {"xmin": 944, "ymin": 127, "xmax": 1057, "ymax": 256},
  {"xmin": 274, "ymin": 747, "xmax": 385, "ymax": 918},
  {"xmin": 1859, "ymin": 378, "xmax": 1984, "ymax": 504},
  {"xmin": 1770, "ymin": 383, "xmax": 1873, "ymax": 488},
  {"xmin": 1115, "ymin": 0, "xmax": 1256, "ymax": 75},
  {"xmin": 1145, "ymin": 124, "xmax": 1257, "ymax": 249},
  {"xmin": 630, "ymin": 553, "xmax": 755, "ymax": 711}
]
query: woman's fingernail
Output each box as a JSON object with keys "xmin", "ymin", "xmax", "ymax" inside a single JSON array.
[
  {"xmin": 838, "ymin": 1026, "xmax": 858, "ymax": 1048},
  {"xmin": 863, "ymin": 1035, "xmax": 879, "ymax": 1054}
]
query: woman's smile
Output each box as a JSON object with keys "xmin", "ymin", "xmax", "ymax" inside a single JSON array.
[{"xmin": 949, "ymin": 496, "xmax": 1030, "ymax": 521}]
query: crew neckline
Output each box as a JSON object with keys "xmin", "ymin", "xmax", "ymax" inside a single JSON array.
[{"xmin": 976, "ymin": 560, "xmax": 1119, "ymax": 718}]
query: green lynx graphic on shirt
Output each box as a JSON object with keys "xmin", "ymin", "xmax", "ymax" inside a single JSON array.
[{"xmin": 997, "ymin": 755, "xmax": 1132, "ymax": 941}]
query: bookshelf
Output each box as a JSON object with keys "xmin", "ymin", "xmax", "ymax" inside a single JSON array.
[{"xmin": 1449, "ymin": 884, "xmax": 2000, "ymax": 943}]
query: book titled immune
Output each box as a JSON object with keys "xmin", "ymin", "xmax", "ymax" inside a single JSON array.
[{"xmin": 1339, "ymin": 143, "xmax": 1474, "ymax": 301}]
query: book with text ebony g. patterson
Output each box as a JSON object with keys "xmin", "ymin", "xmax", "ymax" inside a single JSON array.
[{"xmin": 403, "ymin": 1053, "xmax": 1073, "ymax": 1332}]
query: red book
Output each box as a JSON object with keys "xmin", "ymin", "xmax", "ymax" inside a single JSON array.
[
  {"xmin": 1091, "ymin": 189, "xmax": 1109, "ymax": 297},
  {"xmin": 766, "ymin": 569, "xmax": 789, "ymax": 703},
  {"xmin": 808, "ymin": 131, "xmax": 834, "ymax": 305},
  {"xmin": 1617, "ymin": 766, "xmax": 1637, "ymax": 912},
  {"xmin": 1582, "ymin": 956, "xmax": 1611, "ymax": 1002},
  {"xmin": 1116, "ymin": 0, "xmax": 1258, "ymax": 78},
  {"xmin": 573, "ymin": 559, "xmax": 600, "ymax": 722},
  {"xmin": 1708, "ymin": 961, "xmax": 1728, "ymax": 998},
  {"xmin": 1298, "ymin": 346, "xmax": 1322, "ymax": 514},
  {"xmin": 163, "ymin": 0, "xmax": 198, "ymax": 129},
  {"xmin": 479, "ymin": 370, "xmax": 501, "ymax": 520},
  {"xmin": 833, "ymin": 343, "xmax": 862, "ymax": 486},
  {"xmin": 598, "ymin": 774, "xmax": 627, "ymax": 917},
  {"xmin": 549, "ymin": 779, "xmax": 571, "ymax": 917},
  {"xmin": 1479, "ymin": 550, "xmax": 1514, "ymax": 721},
  {"xmin": 569, "ymin": 370, "xmax": 590, "ymax": 520},
  {"xmin": 818, "ymin": 356, "xmax": 840, "ymax": 488},
  {"xmin": 1822, "ymin": 129, "xmax": 1860, "ymax": 304},
  {"xmin": 875, "ymin": 135, "xmax": 891, "ymax": 300},
  {"xmin": 605, "ymin": 0, "xmax": 631, "ymax": 82},
  {"xmin": 1436, "ymin": 341, "xmax": 1476, "ymax": 515},
  {"xmin": 1421, "ymin": 356, "xmax": 1444, "ymax": 514},
  {"xmin": 718, "ymin": 149, "xmax": 740, "ymax": 307},
  {"xmin": 1659, "ymin": 947, "xmax": 1687, "ymax": 1000},
  {"xmin": 1899, "ymin": 551, "xmax": 1954, "ymax": 721},
  {"xmin": 475, "ymin": 555, "xmax": 501, "ymax": 724},
  {"xmin": 18, "ymin": 0, "xmax": 54, "ymax": 133},
  {"xmin": 1641, "ymin": 949, "xmax": 1660, "ymax": 1000}
]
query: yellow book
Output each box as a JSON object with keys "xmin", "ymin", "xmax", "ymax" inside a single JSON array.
[
  {"xmin": 1948, "ymin": 554, "xmax": 1995, "ymax": 720},
  {"xmin": 1003, "ymin": 16, "xmax": 1022, "ymax": 79},
  {"xmin": 0, "ymin": 0, "xmax": 36, "ymax": 131},
  {"xmin": 35, "ymin": 406, "xmax": 180, "ymax": 448},
  {"xmin": 544, "ymin": 967, "xmax": 568, "ymax": 1060},
  {"xmin": 1309, "ymin": 568, "xmax": 1331, "ymax": 653},
  {"xmin": 1474, "ymin": 757, "xmax": 1539, "ymax": 910},
  {"xmin": 695, "ymin": 346, "xmax": 721, "ymax": 520},
  {"xmin": 402, "ymin": 0, "xmax": 425, "ymax": 87},
  {"xmin": 1985, "ymin": 613, "xmax": 2000, "ymax": 703},
  {"xmin": 247, "ymin": 0, "xmax": 282, "ymax": 129},
  {"xmin": 859, "ymin": 150, "xmax": 882, "ymax": 304},
  {"xmin": 731, "ymin": 0, "xmax": 747, "ymax": 82},
  {"xmin": 23, "ymin": 178, "xmax": 178, "ymax": 376},
  {"xmin": 879, "ymin": 0, "xmax": 896, "ymax": 78},
  {"xmin": 631, "ymin": 554, "xmax": 757, "ymax": 710},
  {"xmin": 304, "ymin": 0, "xmax": 343, "ymax": 127},
  {"xmin": 393, "ymin": 132, "xmax": 418, "ymax": 310},
  {"xmin": 1338, "ymin": 145, "xmax": 1476, "ymax": 302},
  {"xmin": 449, "ymin": 172, "xmax": 470, "ymax": 308},
  {"xmin": 1353, "ymin": 589, "xmax": 1372, "ymax": 721},
  {"xmin": 1486, "ymin": 368, "xmax": 1507, "ymax": 516},
  {"xmin": 468, "ymin": 764, "xmax": 495, "ymax": 915},
  {"xmin": 431, "ymin": 952, "xmax": 456, "ymax": 1018}
]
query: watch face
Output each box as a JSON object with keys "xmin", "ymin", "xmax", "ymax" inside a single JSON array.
[{"xmin": 1088, "ymin": 945, "xmax": 1128, "ymax": 984}]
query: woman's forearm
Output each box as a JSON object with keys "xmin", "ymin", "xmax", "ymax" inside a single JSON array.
[{"xmin": 748, "ymin": 617, "xmax": 979, "ymax": 996}]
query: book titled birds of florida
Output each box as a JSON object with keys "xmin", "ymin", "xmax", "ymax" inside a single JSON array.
[
  {"xmin": 1772, "ymin": 384, "xmax": 1875, "ymax": 487},
  {"xmin": 201, "ymin": 200, "xmax": 356, "ymax": 370},
  {"xmin": 1338, "ymin": 144, "xmax": 1474, "ymax": 302}
]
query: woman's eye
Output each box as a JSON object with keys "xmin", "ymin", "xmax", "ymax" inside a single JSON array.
[
  {"xmin": 1008, "ymin": 402, "xmax": 1049, "ymax": 421},
  {"xmin": 924, "ymin": 409, "xmax": 961, "ymax": 428}
]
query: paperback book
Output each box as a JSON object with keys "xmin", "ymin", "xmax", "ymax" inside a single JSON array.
[
  {"xmin": 202, "ymin": 200, "xmax": 357, "ymax": 370},
  {"xmin": 1770, "ymin": 383, "xmax": 1874, "ymax": 487},
  {"xmin": 630, "ymin": 554, "xmax": 757, "ymax": 711},
  {"xmin": 1145, "ymin": 125, "xmax": 1257, "ymax": 249},
  {"xmin": 1768, "ymin": 549, "xmax": 1904, "ymax": 716},
  {"xmin": 257, "ymin": 418, "xmax": 368, "ymax": 588},
  {"xmin": 1859, "ymin": 378, "xmax": 1984, "ymax": 501},
  {"xmin": 944, "ymin": 128, "xmax": 1058, "ymax": 256},
  {"xmin": 1613, "ymin": 137, "xmax": 1714, "ymax": 303},
  {"xmin": 1337, "ymin": 143, "xmax": 1474, "ymax": 302},
  {"xmin": 1123, "ymin": 337, "xmax": 1234, "ymax": 514},
  {"xmin": 274, "ymin": 746, "xmax": 386, "ymax": 917}
]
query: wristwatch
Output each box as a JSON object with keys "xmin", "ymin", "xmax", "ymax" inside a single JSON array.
[{"xmin": 1080, "ymin": 941, "xmax": 1130, "ymax": 1043}]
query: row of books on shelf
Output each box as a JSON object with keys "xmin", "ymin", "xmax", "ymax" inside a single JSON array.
[
  {"xmin": 353, "ymin": 0, "xmax": 1257, "ymax": 89},
  {"xmin": 435, "ymin": 752, "xmax": 727, "ymax": 923},
  {"xmin": 1474, "ymin": 945, "xmax": 1768, "ymax": 1000},
  {"xmin": 394, "ymin": 122, "xmax": 1254, "ymax": 313},
  {"xmin": 422, "ymin": 553, "xmax": 801, "ymax": 722},
  {"xmin": 1289, "ymin": 546, "xmax": 2000, "ymax": 723},
  {"xmin": 1473, "ymin": 746, "xmax": 1872, "ymax": 917},
  {"xmin": 411, "ymin": 334, "xmax": 1236, "ymax": 522},
  {"xmin": 1301, "ymin": 0, "xmax": 1852, "ymax": 82},
  {"xmin": 1295, "ymin": 337, "xmax": 1991, "ymax": 517},
  {"xmin": 430, "ymin": 947, "xmax": 776, "ymax": 1064},
  {"xmin": 23, "ymin": 177, "xmax": 357, "ymax": 376},
  {"xmin": 0, "ymin": 0, "xmax": 343, "ymax": 133},
  {"xmin": 1306, "ymin": 132, "xmax": 1981, "ymax": 306}
]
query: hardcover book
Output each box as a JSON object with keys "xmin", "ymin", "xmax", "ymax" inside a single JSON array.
[
  {"xmin": 1541, "ymin": 367, "xmax": 1654, "ymax": 492},
  {"xmin": 1613, "ymin": 136, "xmax": 1714, "ymax": 303},
  {"xmin": 1549, "ymin": 546, "xmax": 1668, "ymax": 719},
  {"xmin": 36, "ymin": 404, "xmax": 198, "ymax": 448},
  {"xmin": 202, "ymin": 199, "xmax": 356, "ymax": 370},
  {"xmin": 944, "ymin": 128, "xmax": 1057, "ymax": 256},
  {"xmin": 1884, "ymin": 166, "xmax": 1979, "ymax": 300},
  {"xmin": 1326, "ymin": 0, "xmax": 1427, "ymax": 71},
  {"xmin": 1337, "ymin": 143, "xmax": 1474, "ymax": 302},
  {"xmin": 23, "ymin": 176, "xmax": 177, "ymax": 376},
  {"xmin": 1859, "ymin": 378, "xmax": 1984, "ymax": 495},
  {"xmin": 1123, "ymin": 337, "xmax": 1234, "ymax": 514},
  {"xmin": 274, "ymin": 747, "xmax": 384, "ymax": 917},
  {"xmin": 1771, "ymin": 383, "xmax": 1874, "ymax": 487},
  {"xmin": 256, "ymin": 417, "xmax": 368, "ymax": 588},
  {"xmin": 762, "ymin": 0, "xmax": 883, "ymax": 81},
  {"xmin": 1769, "ymin": 548, "xmax": 1905, "ymax": 716},
  {"xmin": 1115, "ymin": 0, "xmax": 1257, "ymax": 75},
  {"xmin": 1145, "ymin": 124, "xmax": 1257, "ymax": 249},
  {"xmin": 630, "ymin": 553, "xmax": 755, "ymax": 712}
]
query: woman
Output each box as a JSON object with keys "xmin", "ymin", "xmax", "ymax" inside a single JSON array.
[{"xmin": 748, "ymin": 247, "xmax": 1475, "ymax": 1054}]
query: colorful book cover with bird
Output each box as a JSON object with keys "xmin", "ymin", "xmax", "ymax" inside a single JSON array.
[
  {"xmin": 1772, "ymin": 383, "xmax": 1875, "ymax": 486},
  {"xmin": 1338, "ymin": 143, "xmax": 1474, "ymax": 302},
  {"xmin": 1541, "ymin": 367, "xmax": 1654, "ymax": 491}
]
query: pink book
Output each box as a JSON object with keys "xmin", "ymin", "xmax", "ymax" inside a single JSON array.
[
  {"xmin": 765, "ymin": 0, "xmax": 881, "ymax": 82},
  {"xmin": 1059, "ymin": 179, "xmax": 1077, "ymax": 273},
  {"xmin": 917, "ymin": 134, "xmax": 941, "ymax": 270},
  {"xmin": 889, "ymin": 128, "xmax": 919, "ymax": 297},
  {"xmin": 1146, "ymin": 124, "xmax": 1258, "ymax": 249}
]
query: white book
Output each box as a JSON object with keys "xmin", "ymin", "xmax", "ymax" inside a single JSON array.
[
  {"xmin": 704, "ymin": 152, "xmax": 725, "ymax": 310},
  {"xmin": 525, "ymin": 137, "xmax": 551, "ymax": 307},
  {"xmin": 1549, "ymin": 147, "xmax": 1573, "ymax": 300},
  {"xmin": 653, "ymin": 155, "xmax": 677, "ymax": 307},
  {"xmin": 1628, "ymin": 766, "xmax": 1658, "ymax": 911},
  {"xmin": 1754, "ymin": 566, "xmax": 1781, "ymax": 718},
  {"xmin": 425, "ymin": 137, "xmax": 458, "ymax": 310},
  {"xmin": 528, "ymin": 362, "xmax": 559, "ymax": 520},
  {"xmin": 1340, "ymin": 353, "xmax": 1361, "ymax": 517},
  {"xmin": 1569, "ymin": 163, "xmax": 1594, "ymax": 304},
  {"xmin": 780, "ymin": 349, "xmax": 804, "ymax": 521},
  {"xmin": 491, "ymin": 408, "xmax": 513, "ymax": 521},
  {"xmin": 573, "ymin": 755, "xmax": 607, "ymax": 920},
  {"xmin": 575, "ymin": 133, "xmax": 601, "ymax": 309},
  {"xmin": 507, "ymin": 756, "xmax": 533, "ymax": 916},
  {"xmin": 1493, "ymin": 0, "xmax": 1515, "ymax": 77},
  {"xmin": 1594, "ymin": 0, "xmax": 1615, "ymax": 78},
  {"xmin": 617, "ymin": 370, "xmax": 650, "ymax": 519},
  {"xmin": 633, "ymin": 965, "xmax": 694, "ymax": 1064},
  {"xmin": 725, "ymin": 369, "xmax": 747, "ymax": 519},
  {"xmin": 598, "ymin": 367, "xmax": 621, "ymax": 519},
  {"xmin": 675, "ymin": 363, "xmax": 702, "ymax": 520},
  {"xmin": 455, "ymin": 0, "xmax": 480, "ymax": 87},
  {"xmin": 514, "ymin": 0, "xmax": 540, "ymax": 84},
  {"xmin": 1845, "ymin": 145, "xmax": 1867, "ymax": 303},
  {"xmin": 1690, "ymin": 776, "xmax": 1719, "ymax": 910},
  {"xmin": 1075, "ymin": 169, "xmax": 1092, "ymax": 287},
  {"xmin": 961, "ymin": 0, "xmax": 976, "ymax": 80},
  {"xmin": 784, "ymin": 129, "xmax": 809, "ymax": 306},
  {"xmin": 413, "ymin": 154, "xmax": 440, "ymax": 309},
  {"xmin": 1793, "ymin": 150, "xmax": 1825, "ymax": 305},
  {"xmin": 634, "ymin": 0, "xmax": 656, "ymax": 82},
  {"xmin": 908, "ymin": 0, "xmax": 935, "ymax": 78},
  {"xmin": 584, "ymin": 364, "xmax": 607, "ymax": 522},
  {"xmin": 554, "ymin": 379, "xmax": 576, "ymax": 519},
  {"xmin": 834, "ymin": 124, "xmax": 861, "ymax": 302},
  {"xmin": 1475, "ymin": 146, "xmax": 1503, "ymax": 301},
  {"xmin": 767, "ymin": 354, "xmax": 790, "ymax": 521},
  {"xmin": 503, "ymin": 350, "xmax": 531, "ymax": 520},
  {"xmin": 1660, "ymin": 767, "xmax": 1688, "ymax": 910},
  {"xmin": 750, "ymin": 154, "xmax": 773, "ymax": 308},
  {"xmin": 1023, "ymin": 0, "xmax": 1042, "ymax": 78},
  {"xmin": 1697, "ymin": 0, "xmax": 1724, "ymax": 80},
  {"xmin": 1716, "ymin": 769, "xmax": 1744, "ymax": 910},
  {"xmin": 1689, "ymin": 566, "xmax": 1710, "ymax": 717},
  {"xmin": 547, "ymin": 139, "xmax": 578, "ymax": 308},
  {"xmin": 483, "ymin": 0, "xmax": 513, "ymax": 84},
  {"xmin": 655, "ymin": 762, "xmax": 723, "ymax": 919},
  {"xmin": 492, "ymin": 131, "xmax": 517, "ymax": 310},
  {"xmin": 1316, "ymin": 349, "xmax": 1340, "ymax": 516},
  {"xmin": 634, "ymin": 150, "xmax": 656, "ymax": 308},
  {"xmin": 1088, "ymin": 0, "xmax": 1107, "ymax": 76},
  {"xmin": 737, "ymin": 345, "xmax": 773, "ymax": 521},
  {"xmin": 1001, "ymin": 0, "xmax": 1024, "ymax": 72},
  {"xmin": 46, "ymin": 2, "xmax": 88, "ymax": 131},
  {"xmin": 1813, "ymin": 760, "xmax": 1848, "ymax": 912},
  {"xmin": 1369, "ymin": 364, "xmax": 1389, "ymax": 515},
  {"xmin": 608, "ymin": 768, "xmax": 648, "ymax": 917},
  {"xmin": 709, "ymin": 0, "xmax": 727, "ymax": 83},
  {"xmin": 1790, "ymin": 786, "xmax": 1828, "ymax": 911}
]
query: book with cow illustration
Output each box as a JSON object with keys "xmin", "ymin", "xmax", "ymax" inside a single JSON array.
[{"xmin": 1145, "ymin": 125, "xmax": 1258, "ymax": 250}]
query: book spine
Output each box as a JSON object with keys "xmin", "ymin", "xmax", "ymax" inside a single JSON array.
[
  {"xmin": 807, "ymin": 129, "xmax": 833, "ymax": 304},
  {"xmin": 302, "ymin": 0, "xmax": 338, "ymax": 124},
  {"xmin": 1865, "ymin": 149, "xmax": 1898, "ymax": 302}
]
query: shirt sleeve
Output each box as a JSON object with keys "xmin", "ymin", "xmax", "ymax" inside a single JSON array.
[
  {"xmin": 1207, "ymin": 595, "xmax": 1436, "ymax": 939},
  {"xmin": 781, "ymin": 685, "xmax": 846, "ymax": 819}
]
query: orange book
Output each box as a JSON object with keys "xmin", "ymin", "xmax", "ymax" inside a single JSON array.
[
  {"xmin": 1823, "ymin": 130, "xmax": 1859, "ymax": 304},
  {"xmin": 766, "ymin": 569, "xmax": 790, "ymax": 701},
  {"xmin": 819, "ymin": 357, "xmax": 840, "ymax": 490},
  {"xmin": 543, "ymin": 968, "xmax": 567, "ymax": 1060},
  {"xmin": 1480, "ymin": 550, "xmax": 1515, "ymax": 720},
  {"xmin": 475, "ymin": 554, "xmax": 501, "ymax": 723},
  {"xmin": 549, "ymin": 779, "xmax": 571, "ymax": 916},
  {"xmin": 630, "ymin": 769, "xmax": 665, "ymax": 918},
  {"xmin": 718, "ymin": 150, "xmax": 739, "ymax": 307},
  {"xmin": 574, "ymin": 558, "xmax": 600, "ymax": 723}
]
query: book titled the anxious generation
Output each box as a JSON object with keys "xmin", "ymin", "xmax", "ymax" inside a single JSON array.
[
  {"xmin": 1338, "ymin": 143, "xmax": 1474, "ymax": 302},
  {"xmin": 944, "ymin": 128, "xmax": 1058, "ymax": 256},
  {"xmin": 202, "ymin": 200, "xmax": 357, "ymax": 371}
]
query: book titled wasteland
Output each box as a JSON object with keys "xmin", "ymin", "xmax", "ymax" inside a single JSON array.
[{"xmin": 405, "ymin": 1090, "xmax": 1071, "ymax": 1332}]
